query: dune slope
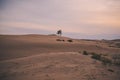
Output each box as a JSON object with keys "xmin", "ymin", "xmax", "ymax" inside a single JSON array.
[{"xmin": 0, "ymin": 35, "xmax": 120, "ymax": 80}]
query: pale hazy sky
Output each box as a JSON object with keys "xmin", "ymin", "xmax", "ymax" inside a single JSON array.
[{"xmin": 0, "ymin": 0, "xmax": 120, "ymax": 39}]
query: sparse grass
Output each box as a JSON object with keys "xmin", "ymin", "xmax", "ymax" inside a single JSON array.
[
  {"xmin": 101, "ymin": 57, "xmax": 112, "ymax": 65},
  {"xmin": 90, "ymin": 52, "xmax": 112, "ymax": 65},
  {"xmin": 79, "ymin": 50, "xmax": 119, "ymax": 66},
  {"xmin": 112, "ymin": 54, "xmax": 120, "ymax": 66},
  {"xmin": 115, "ymin": 43, "xmax": 120, "ymax": 48}
]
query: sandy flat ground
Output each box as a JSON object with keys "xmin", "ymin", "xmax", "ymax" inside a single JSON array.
[{"xmin": 0, "ymin": 35, "xmax": 120, "ymax": 80}]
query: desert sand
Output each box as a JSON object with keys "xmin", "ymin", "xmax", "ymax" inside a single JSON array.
[{"xmin": 0, "ymin": 35, "xmax": 120, "ymax": 80}]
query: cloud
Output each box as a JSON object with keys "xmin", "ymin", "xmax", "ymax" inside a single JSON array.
[{"xmin": 0, "ymin": 0, "xmax": 120, "ymax": 39}]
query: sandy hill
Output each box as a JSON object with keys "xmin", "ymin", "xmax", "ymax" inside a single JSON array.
[
  {"xmin": 0, "ymin": 34, "xmax": 119, "ymax": 61},
  {"xmin": 0, "ymin": 34, "xmax": 120, "ymax": 80}
]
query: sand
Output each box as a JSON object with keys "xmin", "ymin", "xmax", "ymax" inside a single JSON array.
[{"xmin": 0, "ymin": 35, "xmax": 120, "ymax": 80}]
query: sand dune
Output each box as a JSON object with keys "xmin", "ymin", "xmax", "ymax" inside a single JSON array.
[
  {"xmin": 0, "ymin": 35, "xmax": 120, "ymax": 80},
  {"xmin": 0, "ymin": 35, "xmax": 119, "ymax": 61}
]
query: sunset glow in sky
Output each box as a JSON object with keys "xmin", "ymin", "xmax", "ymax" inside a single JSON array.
[{"xmin": 0, "ymin": 0, "xmax": 120, "ymax": 39}]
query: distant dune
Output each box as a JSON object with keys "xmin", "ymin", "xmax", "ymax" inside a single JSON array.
[{"xmin": 0, "ymin": 34, "xmax": 120, "ymax": 80}]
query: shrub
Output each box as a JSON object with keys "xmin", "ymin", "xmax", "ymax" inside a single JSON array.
[
  {"xmin": 56, "ymin": 39, "xmax": 61, "ymax": 41},
  {"xmin": 56, "ymin": 39, "xmax": 65, "ymax": 42},
  {"xmin": 102, "ymin": 54, "xmax": 108, "ymax": 56},
  {"xmin": 67, "ymin": 39, "xmax": 73, "ymax": 42},
  {"xmin": 108, "ymin": 69, "xmax": 114, "ymax": 72},
  {"xmin": 91, "ymin": 53, "xmax": 101, "ymax": 61},
  {"xmin": 90, "ymin": 52, "xmax": 96, "ymax": 55},
  {"xmin": 78, "ymin": 51, "xmax": 81, "ymax": 53},
  {"xmin": 83, "ymin": 51, "xmax": 89, "ymax": 55}
]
